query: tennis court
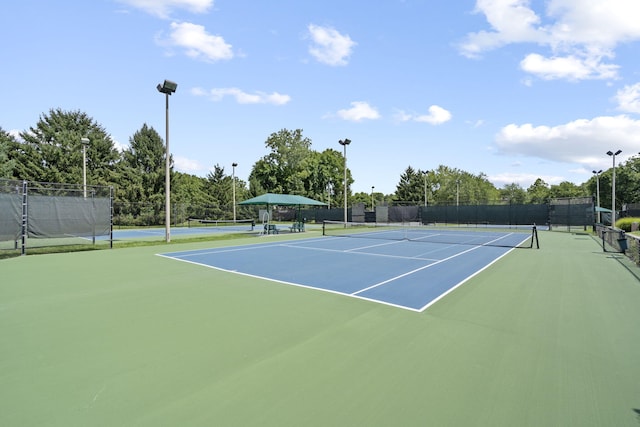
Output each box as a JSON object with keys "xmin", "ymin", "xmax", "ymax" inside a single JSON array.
[
  {"xmin": 2, "ymin": 229, "xmax": 640, "ymax": 426},
  {"xmin": 109, "ymin": 219, "xmax": 255, "ymax": 240},
  {"xmin": 159, "ymin": 225, "xmax": 538, "ymax": 311}
]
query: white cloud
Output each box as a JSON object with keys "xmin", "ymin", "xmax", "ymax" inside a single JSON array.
[
  {"xmin": 8, "ymin": 129, "xmax": 22, "ymax": 140},
  {"xmin": 520, "ymin": 53, "xmax": 619, "ymax": 81},
  {"xmin": 460, "ymin": 0, "xmax": 544, "ymax": 56},
  {"xmin": 112, "ymin": 139, "xmax": 128, "ymax": 152},
  {"xmin": 495, "ymin": 115, "xmax": 640, "ymax": 170},
  {"xmin": 488, "ymin": 172, "xmax": 565, "ymax": 187},
  {"xmin": 117, "ymin": 0, "xmax": 213, "ymax": 19},
  {"xmin": 174, "ymin": 156, "xmax": 205, "ymax": 173},
  {"xmin": 335, "ymin": 101, "xmax": 380, "ymax": 122},
  {"xmin": 395, "ymin": 105, "xmax": 452, "ymax": 125},
  {"xmin": 615, "ymin": 83, "xmax": 640, "ymax": 114},
  {"xmin": 158, "ymin": 22, "xmax": 233, "ymax": 62},
  {"xmin": 191, "ymin": 87, "xmax": 291, "ymax": 105},
  {"xmin": 415, "ymin": 105, "xmax": 452, "ymax": 125},
  {"xmin": 307, "ymin": 24, "xmax": 357, "ymax": 66},
  {"xmin": 460, "ymin": 0, "xmax": 640, "ymax": 81}
]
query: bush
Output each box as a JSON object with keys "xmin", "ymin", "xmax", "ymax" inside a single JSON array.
[{"xmin": 615, "ymin": 217, "xmax": 640, "ymax": 232}]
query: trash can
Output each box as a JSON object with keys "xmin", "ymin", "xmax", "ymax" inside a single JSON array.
[{"xmin": 618, "ymin": 237, "xmax": 628, "ymax": 252}]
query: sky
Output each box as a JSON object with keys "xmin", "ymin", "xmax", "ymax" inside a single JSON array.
[{"xmin": 2, "ymin": 0, "xmax": 640, "ymax": 195}]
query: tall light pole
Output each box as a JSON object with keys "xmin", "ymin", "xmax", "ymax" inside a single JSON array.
[
  {"xmin": 423, "ymin": 170, "xmax": 429, "ymax": 207},
  {"xmin": 371, "ymin": 186, "xmax": 375, "ymax": 211},
  {"xmin": 81, "ymin": 137, "xmax": 89, "ymax": 198},
  {"xmin": 232, "ymin": 162, "xmax": 238, "ymax": 222},
  {"xmin": 607, "ymin": 150, "xmax": 622, "ymax": 227},
  {"xmin": 338, "ymin": 138, "xmax": 351, "ymax": 224},
  {"xmin": 456, "ymin": 179, "xmax": 460, "ymax": 206},
  {"xmin": 157, "ymin": 79, "xmax": 177, "ymax": 243},
  {"xmin": 592, "ymin": 169, "xmax": 602, "ymax": 223}
]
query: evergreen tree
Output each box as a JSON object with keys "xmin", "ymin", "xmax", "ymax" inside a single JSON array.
[
  {"xmin": 0, "ymin": 128, "xmax": 16, "ymax": 179},
  {"xmin": 13, "ymin": 108, "xmax": 119, "ymax": 185},
  {"xmin": 118, "ymin": 124, "xmax": 167, "ymax": 223}
]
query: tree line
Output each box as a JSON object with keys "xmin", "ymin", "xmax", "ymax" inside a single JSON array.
[{"xmin": 1, "ymin": 109, "xmax": 639, "ymax": 225}]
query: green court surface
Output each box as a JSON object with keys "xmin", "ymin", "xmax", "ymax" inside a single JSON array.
[{"xmin": 1, "ymin": 231, "xmax": 639, "ymax": 426}]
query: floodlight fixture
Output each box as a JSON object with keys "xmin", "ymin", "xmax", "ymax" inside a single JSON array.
[{"xmin": 157, "ymin": 80, "xmax": 177, "ymax": 95}]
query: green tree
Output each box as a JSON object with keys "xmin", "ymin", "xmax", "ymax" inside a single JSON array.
[
  {"xmin": 526, "ymin": 178, "xmax": 550, "ymax": 204},
  {"xmin": 500, "ymin": 183, "xmax": 527, "ymax": 204},
  {"xmin": 611, "ymin": 157, "xmax": 640, "ymax": 206},
  {"xmin": 303, "ymin": 149, "xmax": 350, "ymax": 206},
  {"xmin": 118, "ymin": 124, "xmax": 167, "ymax": 223},
  {"xmin": 9, "ymin": 109, "xmax": 119, "ymax": 185},
  {"xmin": 249, "ymin": 129, "xmax": 312, "ymax": 195},
  {"xmin": 172, "ymin": 172, "xmax": 211, "ymax": 221},
  {"xmin": 548, "ymin": 181, "xmax": 588, "ymax": 199},
  {"xmin": 248, "ymin": 129, "xmax": 352, "ymax": 205},
  {"xmin": 395, "ymin": 166, "xmax": 424, "ymax": 204},
  {"xmin": 0, "ymin": 128, "xmax": 16, "ymax": 178}
]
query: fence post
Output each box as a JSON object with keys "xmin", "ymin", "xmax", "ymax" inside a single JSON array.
[{"xmin": 21, "ymin": 180, "xmax": 27, "ymax": 256}]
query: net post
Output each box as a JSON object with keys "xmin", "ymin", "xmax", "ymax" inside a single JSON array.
[
  {"xmin": 91, "ymin": 189, "xmax": 96, "ymax": 245},
  {"xmin": 532, "ymin": 225, "xmax": 539, "ymax": 249}
]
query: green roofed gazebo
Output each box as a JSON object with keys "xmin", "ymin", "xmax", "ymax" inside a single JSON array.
[
  {"xmin": 238, "ymin": 193, "xmax": 327, "ymax": 207},
  {"xmin": 239, "ymin": 193, "xmax": 326, "ymax": 233}
]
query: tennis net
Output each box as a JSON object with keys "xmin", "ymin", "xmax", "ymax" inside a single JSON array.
[
  {"xmin": 322, "ymin": 221, "xmax": 539, "ymax": 249},
  {"xmin": 187, "ymin": 218, "xmax": 255, "ymax": 231}
]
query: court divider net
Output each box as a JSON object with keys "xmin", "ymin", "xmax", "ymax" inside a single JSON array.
[
  {"xmin": 322, "ymin": 220, "xmax": 539, "ymax": 249},
  {"xmin": 187, "ymin": 218, "xmax": 255, "ymax": 230}
]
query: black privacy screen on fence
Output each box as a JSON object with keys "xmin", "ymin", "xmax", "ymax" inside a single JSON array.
[
  {"xmin": 300, "ymin": 198, "xmax": 593, "ymax": 228},
  {"xmin": 548, "ymin": 197, "xmax": 594, "ymax": 229},
  {"xmin": 0, "ymin": 179, "xmax": 113, "ymax": 254},
  {"xmin": 0, "ymin": 191, "xmax": 21, "ymax": 241},
  {"xmin": 27, "ymin": 195, "xmax": 112, "ymax": 239},
  {"xmin": 420, "ymin": 203, "xmax": 549, "ymax": 226}
]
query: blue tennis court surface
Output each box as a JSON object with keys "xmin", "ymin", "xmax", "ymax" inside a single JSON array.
[{"xmin": 159, "ymin": 229, "xmax": 532, "ymax": 312}]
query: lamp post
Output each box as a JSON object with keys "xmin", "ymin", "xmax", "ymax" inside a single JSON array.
[
  {"xmin": 592, "ymin": 169, "xmax": 602, "ymax": 223},
  {"xmin": 456, "ymin": 179, "xmax": 460, "ymax": 207},
  {"xmin": 157, "ymin": 79, "xmax": 177, "ymax": 243},
  {"xmin": 423, "ymin": 170, "xmax": 429, "ymax": 207},
  {"xmin": 338, "ymin": 138, "xmax": 351, "ymax": 224},
  {"xmin": 81, "ymin": 137, "xmax": 89, "ymax": 198},
  {"xmin": 607, "ymin": 150, "xmax": 622, "ymax": 227},
  {"xmin": 371, "ymin": 186, "xmax": 375, "ymax": 211},
  {"xmin": 232, "ymin": 162, "xmax": 238, "ymax": 222}
]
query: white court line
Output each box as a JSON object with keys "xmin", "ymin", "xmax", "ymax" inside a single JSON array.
[
  {"xmin": 353, "ymin": 233, "xmax": 513, "ymax": 296},
  {"xmin": 157, "ymin": 233, "xmax": 524, "ymax": 313},
  {"xmin": 416, "ymin": 245, "xmax": 517, "ymax": 312},
  {"xmin": 280, "ymin": 242, "xmax": 441, "ymax": 262},
  {"xmin": 157, "ymin": 250, "xmax": 425, "ymax": 312}
]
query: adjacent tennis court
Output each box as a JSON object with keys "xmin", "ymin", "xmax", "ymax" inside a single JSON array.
[
  {"xmin": 160, "ymin": 225, "xmax": 538, "ymax": 311},
  {"xmin": 109, "ymin": 219, "xmax": 256, "ymax": 240}
]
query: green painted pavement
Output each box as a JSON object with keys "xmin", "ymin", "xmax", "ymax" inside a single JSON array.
[{"xmin": 1, "ymin": 231, "xmax": 639, "ymax": 426}]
